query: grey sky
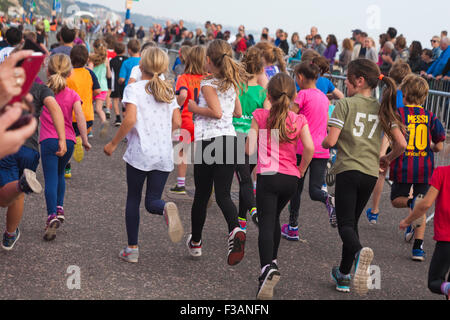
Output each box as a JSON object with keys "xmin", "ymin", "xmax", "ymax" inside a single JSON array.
[{"xmin": 82, "ymin": 0, "xmax": 448, "ymax": 48}]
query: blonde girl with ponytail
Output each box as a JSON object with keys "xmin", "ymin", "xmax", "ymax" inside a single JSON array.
[
  {"xmin": 104, "ymin": 47, "xmax": 184, "ymax": 264},
  {"xmin": 246, "ymin": 72, "xmax": 314, "ymax": 300},
  {"xmin": 40, "ymin": 53, "xmax": 91, "ymax": 241}
]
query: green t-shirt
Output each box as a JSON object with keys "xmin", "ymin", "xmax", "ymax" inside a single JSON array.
[
  {"xmin": 43, "ymin": 19, "xmax": 51, "ymax": 33},
  {"xmin": 328, "ymin": 94, "xmax": 383, "ymax": 178},
  {"xmin": 93, "ymin": 63, "xmax": 108, "ymax": 92},
  {"xmin": 233, "ymin": 85, "xmax": 266, "ymax": 134}
]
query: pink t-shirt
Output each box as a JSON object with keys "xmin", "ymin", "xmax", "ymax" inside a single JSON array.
[
  {"xmin": 253, "ymin": 109, "xmax": 307, "ymax": 178},
  {"xmin": 40, "ymin": 87, "xmax": 81, "ymax": 143},
  {"xmin": 295, "ymin": 88, "xmax": 330, "ymax": 159},
  {"xmin": 430, "ymin": 166, "xmax": 450, "ymax": 242}
]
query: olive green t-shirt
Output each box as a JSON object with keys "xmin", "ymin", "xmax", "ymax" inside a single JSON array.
[{"xmin": 328, "ymin": 94, "xmax": 382, "ymax": 178}]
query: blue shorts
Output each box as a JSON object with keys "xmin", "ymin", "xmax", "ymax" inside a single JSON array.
[
  {"xmin": 0, "ymin": 146, "xmax": 40, "ymax": 187},
  {"xmin": 72, "ymin": 121, "xmax": 94, "ymax": 137}
]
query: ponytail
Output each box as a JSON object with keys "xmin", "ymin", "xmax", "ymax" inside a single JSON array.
[
  {"xmin": 273, "ymin": 47, "xmax": 287, "ymax": 73},
  {"xmin": 379, "ymin": 75, "xmax": 405, "ymax": 140},
  {"xmin": 140, "ymin": 47, "xmax": 175, "ymax": 103},
  {"xmin": 145, "ymin": 73, "xmax": 175, "ymax": 103},
  {"xmin": 47, "ymin": 73, "xmax": 67, "ymax": 95},
  {"xmin": 206, "ymin": 39, "xmax": 248, "ymax": 93},
  {"xmin": 47, "ymin": 53, "xmax": 72, "ymax": 95},
  {"xmin": 266, "ymin": 73, "xmax": 297, "ymax": 144}
]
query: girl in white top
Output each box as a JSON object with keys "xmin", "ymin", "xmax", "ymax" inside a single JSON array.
[
  {"xmin": 104, "ymin": 47, "xmax": 184, "ymax": 264},
  {"xmin": 186, "ymin": 39, "xmax": 248, "ymax": 266}
]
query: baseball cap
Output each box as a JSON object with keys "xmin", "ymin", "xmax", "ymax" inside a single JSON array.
[{"xmin": 352, "ymin": 29, "xmax": 362, "ymax": 35}]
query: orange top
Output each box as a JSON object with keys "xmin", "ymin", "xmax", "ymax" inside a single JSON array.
[{"xmin": 67, "ymin": 68, "xmax": 97, "ymax": 122}]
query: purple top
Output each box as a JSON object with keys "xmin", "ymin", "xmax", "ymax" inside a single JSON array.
[{"xmin": 323, "ymin": 44, "xmax": 338, "ymax": 64}]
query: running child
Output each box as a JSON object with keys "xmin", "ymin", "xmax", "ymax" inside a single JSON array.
[
  {"xmin": 246, "ymin": 73, "xmax": 314, "ymax": 300},
  {"xmin": 170, "ymin": 45, "xmax": 206, "ymax": 195},
  {"xmin": 186, "ymin": 39, "xmax": 247, "ymax": 266},
  {"xmin": 282, "ymin": 61, "xmax": 336, "ymax": 242},
  {"xmin": 322, "ymin": 59, "xmax": 407, "ymax": 295},
  {"xmin": 400, "ymin": 164, "xmax": 450, "ymax": 300},
  {"xmin": 366, "ymin": 62, "xmax": 412, "ymax": 224},
  {"xmin": 1, "ymin": 75, "xmax": 67, "ymax": 249},
  {"xmin": 389, "ymin": 74, "xmax": 445, "ymax": 261},
  {"xmin": 232, "ymin": 46, "xmax": 267, "ymax": 230},
  {"xmin": 104, "ymin": 47, "xmax": 184, "ymax": 263},
  {"xmin": 109, "ymin": 42, "xmax": 128, "ymax": 126},
  {"xmin": 65, "ymin": 45, "xmax": 101, "ymax": 178},
  {"xmin": 118, "ymin": 39, "xmax": 141, "ymax": 87},
  {"xmin": 254, "ymin": 41, "xmax": 286, "ymax": 88},
  {"xmin": 40, "ymin": 54, "xmax": 91, "ymax": 241},
  {"xmin": 88, "ymin": 39, "xmax": 111, "ymax": 138}
]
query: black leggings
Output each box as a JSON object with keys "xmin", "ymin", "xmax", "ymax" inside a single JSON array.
[
  {"xmin": 191, "ymin": 136, "xmax": 239, "ymax": 243},
  {"xmin": 235, "ymin": 133, "xmax": 257, "ymax": 220},
  {"xmin": 257, "ymin": 173, "xmax": 299, "ymax": 268},
  {"xmin": 335, "ymin": 170, "xmax": 377, "ymax": 275},
  {"xmin": 289, "ymin": 155, "xmax": 328, "ymax": 227},
  {"xmin": 428, "ymin": 241, "xmax": 450, "ymax": 295}
]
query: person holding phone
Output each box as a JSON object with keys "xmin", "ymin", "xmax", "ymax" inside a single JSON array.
[{"xmin": 0, "ymin": 48, "xmax": 66, "ymax": 250}]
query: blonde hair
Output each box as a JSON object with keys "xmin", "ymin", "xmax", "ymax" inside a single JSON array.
[
  {"xmin": 184, "ymin": 45, "xmax": 207, "ymax": 75},
  {"xmin": 254, "ymin": 41, "xmax": 287, "ymax": 73},
  {"xmin": 206, "ymin": 39, "xmax": 248, "ymax": 93},
  {"xmin": 140, "ymin": 47, "xmax": 175, "ymax": 103},
  {"xmin": 178, "ymin": 45, "xmax": 192, "ymax": 64},
  {"xmin": 90, "ymin": 39, "xmax": 107, "ymax": 67},
  {"xmin": 400, "ymin": 74, "xmax": 429, "ymax": 106},
  {"xmin": 47, "ymin": 54, "xmax": 72, "ymax": 94}
]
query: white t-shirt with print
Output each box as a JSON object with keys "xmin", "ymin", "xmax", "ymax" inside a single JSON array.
[
  {"xmin": 129, "ymin": 65, "xmax": 166, "ymax": 83},
  {"xmin": 122, "ymin": 80, "xmax": 179, "ymax": 172},
  {"xmin": 194, "ymin": 77, "xmax": 237, "ymax": 141}
]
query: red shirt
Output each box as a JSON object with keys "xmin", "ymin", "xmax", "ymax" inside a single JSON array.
[
  {"xmin": 107, "ymin": 49, "xmax": 117, "ymax": 61},
  {"xmin": 430, "ymin": 166, "xmax": 450, "ymax": 242},
  {"xmin": 236, "ymin": 38, "xmax": 247, "ymax": 53}
]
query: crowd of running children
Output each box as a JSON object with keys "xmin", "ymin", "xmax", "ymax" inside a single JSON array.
[{"xmin": 0, "ymin": 23, "xmax": 448, "ymax": 301}]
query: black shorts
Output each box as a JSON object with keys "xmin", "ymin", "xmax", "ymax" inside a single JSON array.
[
  {"xmin": 110, "ymin": 84, "xmax": 125, "ymax": 99},
  {"xmin": 72, "ymin": 121, "xmax": 94, "ymax": 137},
  {"xmin": 390, "ymin": 182, "xmax": 430, "ymax": 201}
]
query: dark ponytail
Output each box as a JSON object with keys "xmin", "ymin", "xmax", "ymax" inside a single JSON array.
[
  {"xmin": 347, "ymin": 59, "xmax": 405, "ymax": 141},
  {"xmin": 294, "ymin": 61, "xmax": 321, "ymax": 80}
]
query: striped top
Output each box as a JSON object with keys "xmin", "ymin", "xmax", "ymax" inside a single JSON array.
[{"xmin": 389, "ymin": 106, "xmax": 446, "ymax": 184}]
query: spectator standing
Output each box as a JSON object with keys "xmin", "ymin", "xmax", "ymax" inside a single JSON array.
[
  {"xmin": 395, "ymin": 35, "xmax": 409, "ymax": 62},
  {"xmin": 408, "ymin": 41, "xmax": 423, "ymax": 73},
  {"xmin": 426, "ymin": 37, "xmax": 449, "ymax": 78},
  {"xmin": 380, "ymin": 41, "xmax": 397, "ymax": 75},
  {"xmin": 323, "ymin": 34, "xmax": 338, "ymax": 65},
  {"xmin": 430, "ymin": 36, "xmax": 442, "ymax": 60},
  {"xmin": 313, "ymin": 34, "xmax": 326, "ymax": 56},
  {"xmin": 364, "ymin": 37, "xmax": 378, "ymax": 63},
  {"xmin": 338, "ymin": 38, "xmax": 353, "ymax": 73}
]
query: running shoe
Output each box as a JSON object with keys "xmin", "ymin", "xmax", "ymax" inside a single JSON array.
[
  {"xmin": 321, "ymin": 183, "xmax": 328, "ymax": 193},
  {"xmin": 73, "ymin": 136, "xmax": 84, "ymax": 163},
  {"xmin": 404, "ymin": 225, "xmax": 415, "ymax": 242},
  {"xmin": 326, "ymin": 194, "xmax": 337, "ymax": 228},
  {"xmin": 18, "ymin": 169, "xmax": 42, "ymax": 194},
  {"xmin": 105, "ymin": 108, "xmax": 111, "ymax": 120},
  {"xmin": 281, "ymin": 224, "xmax": 299, "ymax": 241},
  {"xmin": 250, "ymin": 210, "xmax": 259, "ymax": 228},
  {"xmin": 169, "ymin": 184, "xmax": 187, "ymax": 195},
  {"xmin": 366, "ymin": 208, "xmax": 379, "ymax": 225},
  {"xmin": 119, "ymin": 247, "xmax": 139, "ymax": 263},
  {"xmin": 227, "ymin": 227, "xmax": 246, "ymax": 266},
  {"xmin": 238, "ymin": 217, "xmax": 247, "ymax": 232},
  {"xmin": 87, "ymin": 132, "xmax": 93, "ymax": 138},
  {"xmin": 353, "ymin": 247, "xmax": 374, "ymax": 295},
  {"xmin": 2, "ymin": 228, "xmax": 20, "ymax": 251},
  {"xmin": 99, "ymin": 120, "xmax": 110, "ymax": 139},
  {"xmin": 56, "ymin": 206, "xmax": 65, "ymax": 224},
  {"xmin": 256, "ymin": 263, "xmax": 281, "ymax": 300},
  {"xmin": 331, "ymin": 266, "xmax": 351, "ymax": 293},
  {"xmin": 64, "ymin": 167, "xmax": 72, "ymax": 179},
  {"xmin": 163, "ymin": 202, "xmax": 184, "ymax": 243},
  {"xmin": 186, "ymin": 234, "xmax": 202, "ymax": 258},
  {"xmin": 114, "ymin": 119, "xmax": 122, "ymax": 127},
  {"xmin": 412, "ymin": 248, "xmax": 426, "ymax": 262},
  {"xmin": 43, "ymin": 214, "xmax": 61, "ymax": 241},
  {"xmin": 411, "ymin": 194, "xmax": 425, "ymax": 228}
]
